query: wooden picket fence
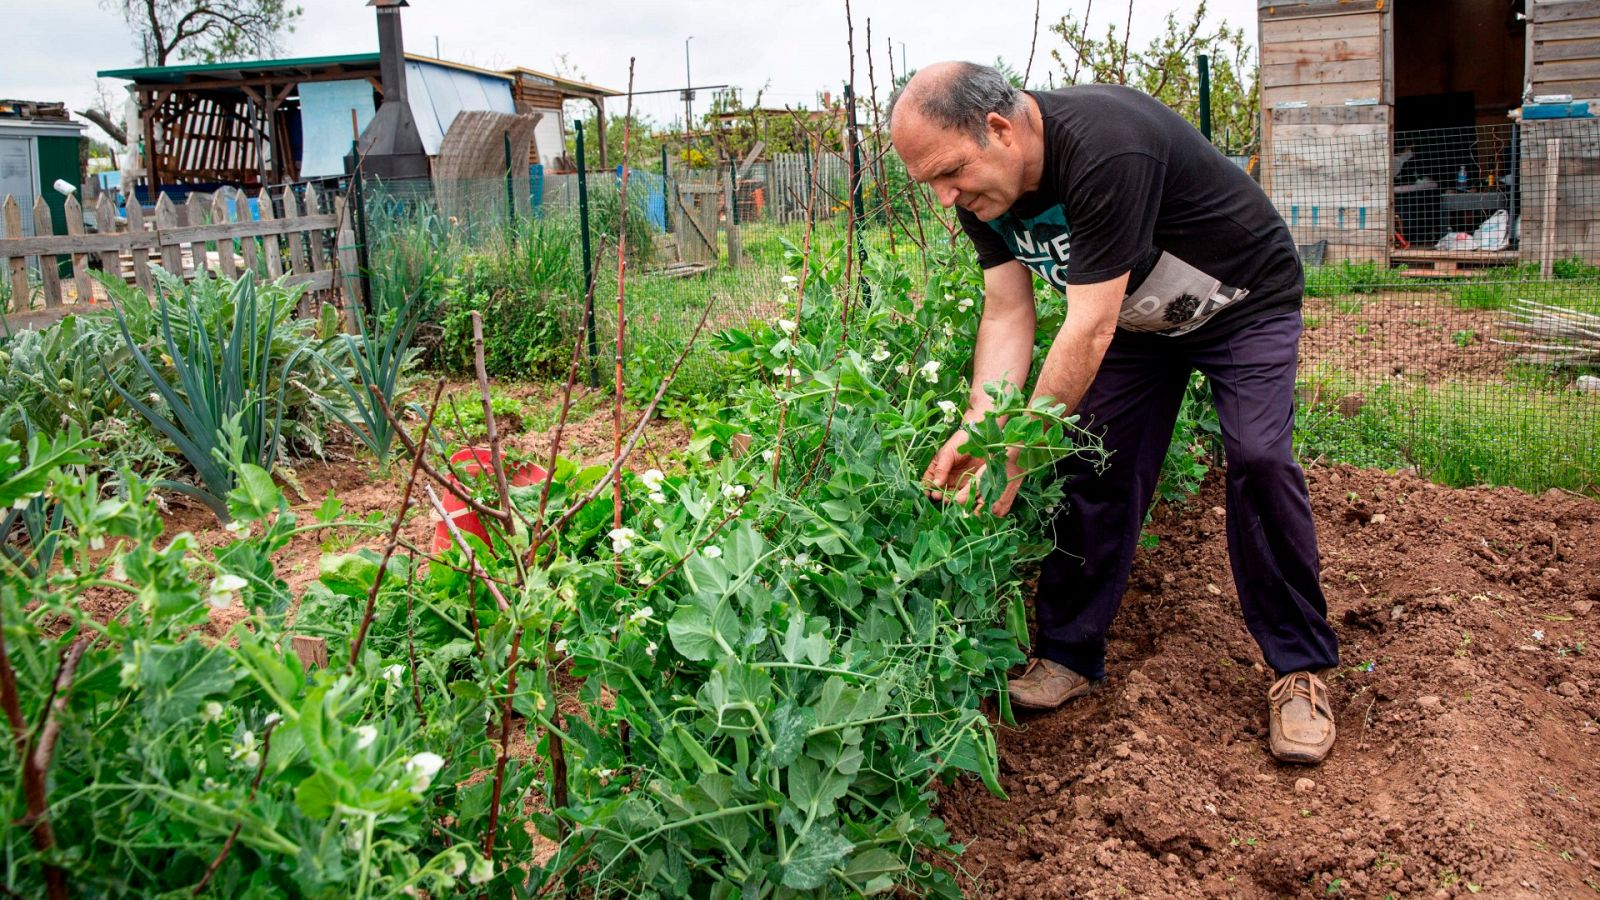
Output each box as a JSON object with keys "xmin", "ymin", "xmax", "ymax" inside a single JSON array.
[{"xmin": 0, "ymin": 184, "xmax": 358, "ymax": 314}]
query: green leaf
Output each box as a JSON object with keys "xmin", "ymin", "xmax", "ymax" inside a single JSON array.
[
  {"xmin": 778, "ymin": 815, "xmax": 853, "ymax": 890},
  {"xmin": 137, "ymin": 640, "xmax": 238, "ymax": 729},
  {"xmin": 841, "ymin": 848, "xmax": 906, "ymax": 892},
  {"xmin": 666, "ymin": 598, "xmax": 740, "ymax": 662},
  {"xmin": 225, "ymin": 463, "xmax": 282, "ymax": 523}
]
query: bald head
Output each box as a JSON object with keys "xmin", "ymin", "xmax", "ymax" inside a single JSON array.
[{"xmin": 888, "ymin": 61, "xmax": 1025, "ymax": 146}]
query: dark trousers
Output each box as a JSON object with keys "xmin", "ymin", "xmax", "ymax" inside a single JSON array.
[{"xmin": 1034, "ymin": 310, "xmax": 1339, "ymax": 680}]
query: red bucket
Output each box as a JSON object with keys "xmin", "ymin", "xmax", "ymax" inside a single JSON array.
[{"xmin": 431, "ymin": 448, "xmax": 547, "ymax": 554}]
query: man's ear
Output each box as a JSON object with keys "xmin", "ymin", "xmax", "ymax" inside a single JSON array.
[{"xmin": 987, "ymin": 111, "xmax": 1014, "ymax": 147}]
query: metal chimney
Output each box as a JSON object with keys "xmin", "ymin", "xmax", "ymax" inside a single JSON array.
[{"xmin": 353, "ymin": 0, "xmax": 430, "ymax": 180}]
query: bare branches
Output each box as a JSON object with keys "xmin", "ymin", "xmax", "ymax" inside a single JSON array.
[
  {"xmin": 349, "ymin": 381, "xmax": 445, "ymax": 670},
  {"xmin": 1023, "ymin": 0, "xmax": 1042, "ymax": 87}
]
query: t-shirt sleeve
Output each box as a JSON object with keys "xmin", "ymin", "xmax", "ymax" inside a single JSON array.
[
  {"xmin": 1062, "ymin": 152, "xmax": 1167, "ymax": 285},
  {"xmin": 957, "ymin": 207, "xmax": 1018, "ymax": 269}
]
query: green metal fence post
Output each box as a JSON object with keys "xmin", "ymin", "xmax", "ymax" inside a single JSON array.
[
  {"xmin": 576, "ymin": 121, "xmax": 599, "ymax": 388},
  {"xmin": 1197, "ymin": 54, "xmax": 1213, "ymax": 143}
]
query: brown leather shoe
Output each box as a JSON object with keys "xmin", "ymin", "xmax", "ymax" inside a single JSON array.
[
  {"xmin": 1008, "ymin": 658, "xmax": 1098, "ymax": 710},
  {"xmin": 1269, "ymin": 671, "xmax": 1336, "ymax": 764}
]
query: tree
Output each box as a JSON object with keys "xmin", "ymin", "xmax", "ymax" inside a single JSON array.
[
  {"xmin": 1049, "ymin": 0, "xmax": 1259, "ymax": 155},
  {"xmin": 105, "ymin": 0, "xmax": 304, "ymax": 67}
]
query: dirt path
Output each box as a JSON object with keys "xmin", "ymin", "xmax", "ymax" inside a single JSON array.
[{"xmin": 938, "ymin": 465, "xmax": 1600, "ymax": 898}]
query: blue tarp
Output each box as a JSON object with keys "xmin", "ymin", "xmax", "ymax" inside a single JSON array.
[{"xmin": 299, "ymin": 80, "xmax": 377, "ymax": 178}]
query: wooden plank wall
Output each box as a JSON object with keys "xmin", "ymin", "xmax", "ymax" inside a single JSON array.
[
  {"xmin": 1519, "ymin": 119, "xmax": 1600, "ymax": 267},
  {"xmin": 1259, "ymin": 1, "xmax": 1392, "ymax": 264},
  {"xmin": 1529, "ymin": 0, "xmax": 1600, "ymax": 101},
  {"xmin": 0, "ymin": 187, "xmax": 347, "ymax": 313}
]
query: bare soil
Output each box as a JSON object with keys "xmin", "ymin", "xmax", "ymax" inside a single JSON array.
[
  {"xmin": 1300, "ymin": 297, "xmax": 1513, "ymax": 383},
  {"xmin": 938, "ymin": 464, "xmax": 1600, "ymax": 898}
]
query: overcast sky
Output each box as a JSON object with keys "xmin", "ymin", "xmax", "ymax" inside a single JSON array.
[{"xmin": 14, "ymin": 0, "xmax": 1263, "ymax": 144}]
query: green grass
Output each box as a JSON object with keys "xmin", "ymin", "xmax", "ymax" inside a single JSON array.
[
  {"xmin": 1296, "ymin": 375, "xmax": 1600, "ymax": 494},
  {"xmin": 1305, "ymin": 257, "xmax": 1600, "ymax": 314}
]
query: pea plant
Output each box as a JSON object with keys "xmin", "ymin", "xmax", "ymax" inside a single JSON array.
[{"xmin": 0, "ymin": 231, "xmax": 1100, "ymax": 896}]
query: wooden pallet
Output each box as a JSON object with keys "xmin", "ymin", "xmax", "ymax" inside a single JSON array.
[{"xmin": 1391, "ymin": 249, "xmax": 1520, "ymax": 278}]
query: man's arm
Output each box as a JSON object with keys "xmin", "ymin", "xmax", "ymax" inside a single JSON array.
[
  {"xmin": 967, "ymin": 260, "xmax": 1037, "ymax": 417},
  {"xmin": 1030, "ymin": 272, "xmax": 1128, "ymax": 415},
  {"xmin": 955, "ymin": 271, "xmax": 1127, "ymax": 516},
  {"xmin": 922, "ymin": 260, "xmax": 1035, "ymax": 501}
]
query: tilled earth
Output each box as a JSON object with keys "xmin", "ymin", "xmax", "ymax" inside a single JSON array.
[{"xmin": 938, "ymin": 464, "xmax": 1600, "ymax": 898}]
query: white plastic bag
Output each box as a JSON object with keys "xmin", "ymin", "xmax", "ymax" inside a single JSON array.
[
  {"xmin": 1435, "ymin": 231, "xmax": 1477, "ymax": 251},
  {"xmin": 1472, "ymin": 209, "xmax": 1511, "ymax": 251}
]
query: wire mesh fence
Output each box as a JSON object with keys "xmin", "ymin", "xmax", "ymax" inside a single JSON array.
[
  {"xmin": 351, "ymin": 116, "xmax": 1598, "ymax": 493},
  {"xmin": 1270, "ymin": 118, "xmax": 1600, "ymax": 492}
]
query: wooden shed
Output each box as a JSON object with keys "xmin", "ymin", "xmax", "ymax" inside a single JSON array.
[{"xmin": 1258, "ymin": 0, "xmax": 1600, "ymax": 272}]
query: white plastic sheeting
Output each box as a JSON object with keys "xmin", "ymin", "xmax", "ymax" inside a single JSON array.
[{"xmin": 404, "ymin": 62, "xmax": 516, "ymax": 155}]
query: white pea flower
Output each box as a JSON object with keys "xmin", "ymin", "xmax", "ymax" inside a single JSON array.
[
  {"xmin": 405, "ymin": 752, "xmax": 445, "ymax": 791},
  {"xmin": 1532, "ymin": 629, "xmax": 1545, "ymax": 642},
  {"xmin": 920, "ymin": 360, "xmax": 942, "ymax": 383},
  {"xmin": 608, "ymin": 527, "xmax": 637, "ymax": 553},
  {"xmin": 652, "ymin": 518, "xmax": 665, "ymax": 530},
  {"xmin": 223, "ymin": 520, "xmax": 252, "ymax": 539},
  {"xmin": 448, "ymin": 852, "xmax": 468, "ymax": 877},
  {"xmin": 942, "ymin": 321, "xmax": 955, "ymax": 338},
  {"xmin": 230, "ymin": 730, "xmax": 257, "ymax": 762},
  {"xmin": 640, "ymin": 469, "xmax": 666, "ymax": 492},
  {"xmin": 89, "ymin": 534, "xmax": 106, "ymax": 551},
  {"xmin": 794, "ymin": 552, "xmax": 812, "ymax": 568},
  {"xmin": 722, "ymin": 484, "xmax": 747, "ymax": 500},
  {"xmin": 645, "ymin": 641, "xmax": 658, "ymax": 658},
  {"xmin": 702, "ymin": 545, "xmax": 722, "ymax": 559},
  {"xmin": 894, "ymin": 362, "xmax": 912, "ymax": 376},
  {"xmin": 772, "ymin": 364, "xmax": 801, "ymax": 378},
  {"xmin": 777, "ymin": 319, "xmax": 797, "ymax": 335},
  {"xmin": 199, "ymin": 701, "xmax": 224, "ymax": 723},
  {"xmin": 780, "ymin": 274, "xmax": 799, "ymax": 286},
  {"xmin": 761, "ymin": 449, "xmax": 775, "ymax": 463},
  {"xmin": 206, "ymin": 574, "xmax": 248, "ymax": 609},
  {"xmin": 871, "ymin": 343, "xmax": 891, "ymax": 363},
  {"xmin": 382, "ymin": 664, "xmax": 405, "ymax": 687},
  {"xmin": 957, "ymin": 297, "xmax": 975, "ymax": 312},
  {"xmin": 648, "ymin": 491, "xmax": 667, "ymax": 504},
  {"xmin": 264, "ymin": 712, "xmax": 282, "ymax": 728},
  {"xmin": 354, "ymin": 725, "xmax": 377, "ymax": 750},
  {"xmin": 937, "ymin": 399, "xmax": 961, "ymax": 423},
  {"xmin": 554, "ymin": 638, "xmax": 569, "ymax": 654},
  {"xmin": 558, "ymin": 584, "xmax": 577, "ymax": 603},
  {"xmin": 629, "ymin": 606, "xmax": 655, "ymax": 625}
]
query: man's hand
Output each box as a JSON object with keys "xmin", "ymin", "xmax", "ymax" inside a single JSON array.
[
  {"xmin": 924, "ymin": 430, "xmax": 1026, "ymax": 517},
  {"xmin": 922, "ymin": 427, "xmax": 982, "ymax": 503},
  {"xmin": 953, "ymin": 445, "xmax": 1025, "ymax": 516}
]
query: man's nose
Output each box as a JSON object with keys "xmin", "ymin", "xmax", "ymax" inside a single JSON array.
[{"xmin": 936, "ymin": 182, "xmax": 959, "ymax": 208}]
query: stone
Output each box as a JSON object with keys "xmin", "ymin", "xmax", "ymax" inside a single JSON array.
[
  {"xmin": 1417, "ymin": 695, "xmax": 1442, "ymax": 710},
  {"xmin": 1573, "ymin": 600, "xmax": 1594, "ymax": 617},
  {"xmin": 1558, "ymin": 682, "xmax": 1581, "ymax": 698},
  {"xmin": 1369, "ymin": 513, "xmax": 1387, "ymax": 525},
  {"xmin": 1295, "ymin": 777, "xmax": 1316, "ymax": 793},
  {"xmin": 1577, "ymin": 374, "xmax": 1600, "ymax": 392}
]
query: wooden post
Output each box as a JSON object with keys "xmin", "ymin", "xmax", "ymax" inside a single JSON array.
[
  {"xmin": 290, "ymin": 635, "xmax": 329, "ymax": 670},
  {"xmin": 32, "ymin": 198, "xmax": 61, "ymax": 309},
  {"xmin": 127, "ymin": 199, "xmax": 153, "ymax": 293},
  {"xmin": 284, "ymin": 187, "xmax": 309, "ymax": 280},
  {"xmin": 187, "ymin": 194, "xmax": 209, "ymax": 276},
  {"xmin": 237, "ymin": 193, "xmax": 259, "ymax": 275},
  {"xmin": 3, "ymin": 196, "xmax": 28, "ymax": 310},
  {"xmin": 336, "ymin": 193, "xmax": 363, "ymax": 324},
  {"xmin": 257, "ymin": 188, "xmax": 284, "ymax": 279},
  {"xmin": 212, "ymin": 192, "xmax": 238, "ymax": 278},
  {"xmin": 94, "ymin": 194, "xmax": 120, "ymax": 292},
  {"xmin": 1539, "ymin": 137, "xmax": 1561, "ymax": 280},
  {"xmin": 155, "ymin": 193, "xmax": 181, "ymax": 276},
  {"xmin": 63, "ymin": 196, "xmax": 93, "ymax": 304}
]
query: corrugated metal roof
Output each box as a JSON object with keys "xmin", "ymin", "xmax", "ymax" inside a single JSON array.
[{"xmin": 98, "ymin": 53, "xmax": 514, "ymax": 84}]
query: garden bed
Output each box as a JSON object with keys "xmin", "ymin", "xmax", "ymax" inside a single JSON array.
[
  {"xmin": 1300, "ymin": 296, "xmax": 1514, "ymax": 383},
  {"xmin": 939, "ymin": 464, "xmax": 1600, "ymax": 897}
]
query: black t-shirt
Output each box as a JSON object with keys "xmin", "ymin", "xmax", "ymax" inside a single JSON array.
[{"xmin": 960, "ymin": 84, "xmax": 1302, "ymax": 342}]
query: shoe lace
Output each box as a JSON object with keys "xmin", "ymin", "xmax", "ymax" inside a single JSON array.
[{"xmin": 1270, "ymin": 672, "xmax": 1329, "ymax": 719}]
